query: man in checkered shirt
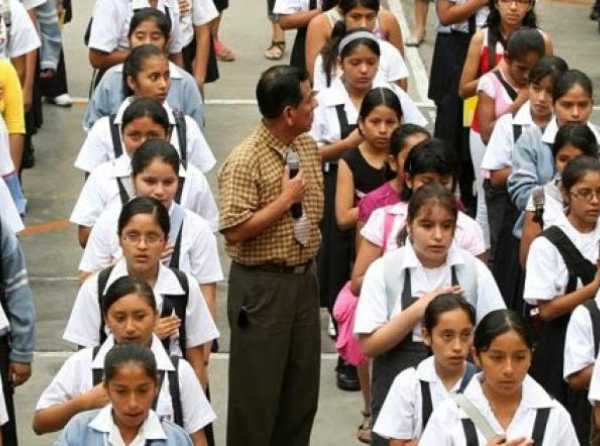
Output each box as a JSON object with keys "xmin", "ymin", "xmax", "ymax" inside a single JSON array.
[{"xmin": 218, "ymin": 65, "xmax": 324, "ymax": 446}]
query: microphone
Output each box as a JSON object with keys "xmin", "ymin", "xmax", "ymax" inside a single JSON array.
[
  {"xmin": 532, "ymin": 187, "xmax": 545, "ymax": 228},
  {"xmin": 286, "ymin": 151, "xmax": 303, "ymax": 219}
]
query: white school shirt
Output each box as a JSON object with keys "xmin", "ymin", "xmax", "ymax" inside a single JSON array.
[
  {"xmin": 312, "ymin": 39, "xmax": 409, "ymax": 92},
  {"xmin": 354, "ymin": 241, "xmax": 504, "ymax": 337},
  {"xmin": 374, "ymin": 356, "xmax": 470, "ymax": 440},
  {"xmin": 63, "ymin": 258, "xmax": 219, "ymax": 354},
  {"xmin": 419, "ymin": 374, "xmax": 578, "ymax": 445},
  {"xmin": 542, "ymin": 117, "xmax": 600, "ymax": 146},
  {"xmin": 524, "ymin": 176, "xmax": 564, "ymax": 230},
  {"xmin": 437, "ymin": 1, "xmax": 488, "ymax": 34},
  {"xmin": 88, "ymin": 405, "xmax": 168, "ymax": 446},
  {"xmin": 0, "ymin": 376, "xmax": 6, "ymax": 426},
  {"xmin": 310, "ymin": 77, "xmax": 427, "ymax": 146},
  {"xmin": 564, "ymin": 295, "xmax": 600, "ymax": 380},
  {"xmin": 524, "ymin": 211, "xmax": 600, "ymax": 306},
  {"xmin": 0, "ymin": 0, "xmax": 41, "ymax": 59},
  {"xmin": 69, "ymin": 153, "xmax": 218, "ymax": 229},
  {"xmin": 75, "ymin": 96, "xmax": 216, "ymax": 174},
  {"xmin": 273, "ymin": 0, "xmax": 322, "ymax": 14},
  {"xmin": 0, "ymin": 179, "xmax": 24, "ymax": 234},
  {"xmin": 36, "ymin": 334, "xmax": 216, "ymax": 434},
  {"xmin": 179, "ymin": 0, "xmax": 219, "ymax": 48},
  {"xmin": 88, "ymin": 0, "xmax": 184, "ymax": 55},
  {"xmin": 481, "ymin": 102, "xmax": 538, "ymax": 171},
  {"xmin": 79, "ymin": 202, "xmax": 223, "ymax": 285},
  {"xmin": 360, "ymin": 202, "xmax": 485, "ymax": 256}
]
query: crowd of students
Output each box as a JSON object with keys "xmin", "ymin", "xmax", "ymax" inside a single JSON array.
[{"xmin": 0, "ymin": 0, "xmax": 599, "ymax": 445}]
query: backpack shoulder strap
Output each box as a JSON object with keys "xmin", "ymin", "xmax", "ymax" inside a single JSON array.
[
  {"xmin": 97, "ymin": 266, "xmax": 114, "ymax": 344},
  {"xmin": 109, "ymin": 114, "xmax": 123, "ymax": 158},
  {"xmin": 168, "ymin": 355, "xmax": 184, "ymax": 427},
  {"xmin": 161, "ymin": 269, "xmax": 189, "ymax": 355},
  {"xmin": 116, "ymin": 177, "xmax": 131, "ymax": 205},
  {"xmin": 420, "ymin": 379, "xmax": 433, "ymax": 429},
  {"xmin": 531, "ymin": 407, "xmax": 551, "ymax": 446},
  {"xmin": 459, "ymin": 362, "xmax": 478, "ymax": 394},
  {"xmin": 462, "ymin": 418, "xmax": 480, "ymax": 446},
  {"xmin": 168, "ymin": 222, "xmax": 184, "ymax": 270},
  {"xmin": 451, "ymin": 393, "xmax": 498, "ymax": 441},
  {"xmin": 173, "ymin": 110, "xmax": 187, "ymax": 169},
  {"xmin": 493, "ymin": 70, "xmax": 518, "ymax": 101},
  {"xmin": 454, "ymin": 256, "xmax": 479, "ymax": 311},
  {"xmin": 167, "ymin": 205, "xmax": 185, "ymax": 270},
  {"xmin": 584, "ymin": 300, "xmax": 600, "ymax": 357},
  {"xmin": 542, "ymin": 225, "xmax": 596, "ymax": 288},
  {"xmin": 512, "ymin": 124, "xmax": 523, "ymax": 143},
  {"xmin": 92, "ymin": 346, "xmax": 103, "ymax": 385}
]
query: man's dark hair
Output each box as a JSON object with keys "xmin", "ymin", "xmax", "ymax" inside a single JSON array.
[{"xmin": 256, "ymin": 65, "xmax": 309, "ymax": 120}]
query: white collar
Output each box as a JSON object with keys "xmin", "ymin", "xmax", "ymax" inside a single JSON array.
[
  {"xmin": 318, "ymin": 77, "xmax": 355, "ymax": 107},
  {"xmin": 542, "ymin": 118, "xmax": 600, "ymax": 145},
  {"xmin": 416, "ymin": 357, "xmax": 467, "ymax": 392},
  {"xmin": 400, "ymin": 240, "xmax": 466, "ymax": 270},
  {"xmin": 112, "ymin": 61, "xmax": 183, "ymax": 79},
  {"xmin": 89, "ymin": 405, "xmax": 168, "ymax": 441},
  {"xmin": 463, "ymin": 374, "xmax": 555, "ymax": 413},
  {"xmin": 512, "ymin": 101, "xmax": 535, "ymax": 126},
  {"xmin": 106, "ymin": 258, "xmax": 187, "ymax": 299},
  {"xmin": 114, "ymin": 96, "xmax": 176, "ymax": 125},
  {"xmin": 90, "ymin": 334, "xmax": 176, "ymax": 372},
  {"xmin": 554, "ymin": 210, "xmax": 600, "ymax": 240},
  {"xmin": 107, "ymin": 154, "xmax": 133, "ymax": 178}
]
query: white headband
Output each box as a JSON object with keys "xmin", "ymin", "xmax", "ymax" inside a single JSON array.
[{"xmin": 338, "ymin": 31, "xmax": 379, "ymax": 56}]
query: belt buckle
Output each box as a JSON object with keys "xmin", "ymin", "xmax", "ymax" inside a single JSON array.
[{"xmin": 292, "ymin": 264, "xmax": 305, "ymax": 274}]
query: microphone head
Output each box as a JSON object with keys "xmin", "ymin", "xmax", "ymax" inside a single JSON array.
[
  {"xmin": 532, "ymin": 187, "xmax": 545, "ymax": 209},
  {"xmin": 286, "ymin": 151, "xmax": 300, "ymax": 170}
]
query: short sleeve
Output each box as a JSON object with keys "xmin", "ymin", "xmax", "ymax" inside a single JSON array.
[
  {"xmin": 87, "ymin": 0, "xmax": 122, "ymax": 52},
  {"xmin": 69, "ymin": 172, "xmax": 109, "ymax": 227},
  {"xmin": 523, "ymin": 236, "xmax": 563, "ymax": 305},
  {"xmin": 474, "ymin": 259, "xmax": 506, "ymax": 322},
  {"xmin": 184, "ymin": 275, "xmax": 219, "ymax": 348},
  {"xmin": 182, "ymin": 165, "xmax": 219, "ymax": 231},
  {"xmin": 564, "ymin": 305, "xmax": 595, "ymax": 379},
  {"xmin": 7, "ymin": 0, "xmax": 41, "ymax": 58},
  {"xmin": 381, "ymin": 42, "xmax": 409, "ymax": 82},
  {"xmin": 178, "ymin": 359, "xmax": 217, "ymax": 432},
  {"xmin": 36, "ymin": 352, "xmax": 87, "ymax": 410},
  {"xmin": 78, "ymin": 212, "xmax": 118, "ymax": 273},
  {"xmin": 187, "ymin": 218, "xmax": 224, "ymax": 283},
  {"xmin": 394, "ymin": 86, "xmax": 427, "ymax": 127},
  {"xmin": 477, "ymin": 73, "xmax": 497, "ymax": 99},
  {"xmin": 62, "ymin": 278, "xmax": 102, "ymax": 347},
  {"xmin": 75, "ymin": 118, "xmax": 113, "ymax": 173},
  {"xmin": 217, "ymin": 153, "xmax": 259, "ymax": 232},
  {"xmin": 354, "ymin": 258, "xmax": 390, "ymax": 334},
  {"xmin": 166, "ymin": 6, "xmax": 185, "ymax": 54},
  {"xmin": 191, "ymin": 0, "xmax": 218, "ymax": 25},
  {"xmin": 373, "ymin": 369, "xmax": 419, "ymax": 440},
  {"xmin": 273, "ymin": 0, "xmax": 303, "ymax": 14},
  {"xmin": 360, "ymin": 208, "xmax": 386, "ymax": 248},
  {"xmin": 481, "ymin": 114, "xmax": 513, "ymax": 170},
  {"xmin": 184, "ymin": 117, "xmax": 216, "ymax": 173},
  {"xmin": 456, "ymin": 215, "xmax": 486, "ymax": 257},
  {"xmin": 589, "ymin": 352, "xmax": 600, "ymax": 403}
]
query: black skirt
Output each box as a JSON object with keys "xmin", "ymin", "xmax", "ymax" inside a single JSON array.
[{"xmin": 182, "ymin": 35, "xmax": 220, "ymax": 84}]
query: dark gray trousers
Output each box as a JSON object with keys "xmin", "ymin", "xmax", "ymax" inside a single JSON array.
[{"xmin": 226, "ymin": 262, "xmax": 321, "ymax": 446}]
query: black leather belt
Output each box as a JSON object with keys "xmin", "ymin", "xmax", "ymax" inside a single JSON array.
[{"xmin": 235, "ymin": 261, "xmax": 313, "ymax": 275}]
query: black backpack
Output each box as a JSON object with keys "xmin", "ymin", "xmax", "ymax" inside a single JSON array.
[{"xmin": 97, "ymin": 266, "xmax": 189, "ymax": 355}]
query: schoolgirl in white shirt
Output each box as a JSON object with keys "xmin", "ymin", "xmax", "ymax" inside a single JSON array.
[
  {"xmin": 80, "ymin": 141, "xmax": 223, "ymax": 315},
  {"xmin": 314, "ymin": 20, "xmax": 408, "ymax": 92},
  {"xmin": 524, "ymin": 156, "xmax": 600, "ymax": 443},
  {"xmin": 77, "ymin": 44, "xmax": 215, "ymax": 175},
  {"xmin": 35, "ymin": 276, "xmax": 215, "ymax": 445},
  {"xmin": 353, "ymin": 138, "xmax": 485, "ymax": 296},
  {"xmin": 520, "ymin": 123, "xmax": 598, "ymax": 265},
  {"xmin": 64, "ymin": 198, "xmax": 219, "ymax": 384},
  {"xmin": 87, "ymin": 0, "xmax": 184, "ymax": 71},
  {"xmin": 419, "ymin": 309, "xmax": 578, "ymax": 446},
  {"xmin": 374, "ymin": 294, "xmax": 477, "ymax": 444},
  {"xmin": 54, "ymin": 343, "xmax": 193, "ymax": 446},
  {"xmin": 71, "ymin": 98, "xmax": 217, "ymax": 248},
  {"xmin": 354, "ymin": 183, "xmax": 505, "ymax": 446}
]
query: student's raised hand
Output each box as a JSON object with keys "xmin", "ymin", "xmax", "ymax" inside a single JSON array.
[
  {"xmin": 422, "ymin": 285, "xmax": 464, "ymax": 306},
  {"xmin": 160, "ymin": 244, "xmax": 175, "ymax": 264},
  {"xmin": 281, "ymin": 166, "xmax": 306, "ymax": 206},
  {"xmin": 345, "ymin": 128, "xmax": 364, "ymax": 150},
  {"xmin": 154, "ymin": 315, "xmax": 181, "ymax": 340},
  {"xmin": 514, "ymin": 88, "xmax": 529, "ymax": 109},
  {"xmin": 9, "ymin": 361, "xmax": 31, "ymax": 386},
  {"xmin": 82, "ymin": 383, "xmax": 110, "ymax": 410}
]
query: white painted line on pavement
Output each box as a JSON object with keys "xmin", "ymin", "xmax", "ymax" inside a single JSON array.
[
  {"xmin": 29, "ymin": 276, "xmax": 79, "ymax": 282},
  {"xmin": 34, "ymin": 351, "xmax": 342, "ymax": 360}
]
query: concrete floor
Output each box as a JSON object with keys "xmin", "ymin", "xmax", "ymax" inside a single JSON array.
[{"xmin": 12, "ymin": 0, "xmax": 600, "ymax": 444}]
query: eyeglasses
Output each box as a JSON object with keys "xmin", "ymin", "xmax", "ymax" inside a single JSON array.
[
  {"xmin": 570, "ymin": 189, "xmax": 600, "ymax": 202},
  {"xmin": 497, "ymin": 0, "xmax": 532, "ymax": 4},
  {"xmin": 122, "ymin": 232, "xmax": 164, "ymax": 245}
]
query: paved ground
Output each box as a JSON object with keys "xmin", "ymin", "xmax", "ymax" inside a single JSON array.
[{"xmin": 11, "ymin": 0, "xmax": 600, "ymax": 444}]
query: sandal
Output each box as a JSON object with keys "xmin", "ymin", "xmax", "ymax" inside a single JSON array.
[
  {"xmin": 264, "ymin": 41, "xmax": 286, "ymax": 60},
  {"xmin": 406, "ymin": 32, "xmax": 426, "ymax": 47},
  {"xmin": 357, "ymin": 411, "xmax": 372, "ymax": 444},
  {"xmin": 215, "ymin": 40, "xmax": 236, "ymax": 62}
]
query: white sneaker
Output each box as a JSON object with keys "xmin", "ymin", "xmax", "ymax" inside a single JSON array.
[
  {"xmin": 328, "ymin": 315, "xmax": 337, "ymax": 338},
  {"xmin": 47, "ymin": 93, "xmax": 73, "ymax": 107}
]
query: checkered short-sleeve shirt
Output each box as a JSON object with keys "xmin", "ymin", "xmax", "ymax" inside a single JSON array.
[{"xmin": 218, "ymin": 122, "xmax": 324, "ymax": 266}]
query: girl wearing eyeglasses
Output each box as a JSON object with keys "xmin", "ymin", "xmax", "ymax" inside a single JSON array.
[{"xmin": 523, "ymin": 156, "xmax": 600, "ymax": 443}]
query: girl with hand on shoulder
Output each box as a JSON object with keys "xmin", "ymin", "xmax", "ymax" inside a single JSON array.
[
  {"xmin": 524, "ymin": 156, "xmax": 600, "ymax": 443},
  {"xmin": 35, "ymin": 276, "xmax": 215, "ymax": 445},
  {"xmin": 520, "ymin": 124, "xmax": 598, "ymax": 265},
  {"xmin": 420, "ymin": 309, "xmax": 579, "ymax": 445},
  {"xmin": 353, "ymin": 138, "xmax": 486, "ymax": 296},
  {"xmin": 71, "ymin": 98, "xmax": 217, "ymax": 248},
  {"xmin": 305, "ymin": 0, "xmax": 404, "ymax": 83},
  {"xmin": 65, "ymin": 198, "xmax": 219, "ymax": 388},
  {"xmin": 374, "ymin": 294, "xmax": 477, "ymax": 445},
  {"xmin": 54, "ymin": 343, "xmax": 194, "ymax": 446},
  {"xmin": 79, "ymin": 140, "xmax": 222, "ymax": 317},
  {"xmin": 78, "ymin": 44, "xmax": 215, "ymax": 176},
  {"xmin": 354, "ymin": 183, "xmax": 505, "ymax": 446},
  {"xmin": 85, "ymin": 8, "xmax": 205, "ymax": 130}
]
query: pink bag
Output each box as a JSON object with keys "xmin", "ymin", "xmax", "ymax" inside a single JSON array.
[{"xmin": 333, "ymin": 211, "xmax": 395, "ymax": 366}]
